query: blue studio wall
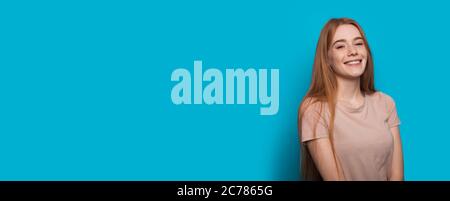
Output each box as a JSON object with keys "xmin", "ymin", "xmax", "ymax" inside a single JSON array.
[{"xmin": 0, "ymin": 0, "xmax": 449, "ymax": 180}]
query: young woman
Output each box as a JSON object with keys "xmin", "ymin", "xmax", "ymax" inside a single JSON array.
[{"xmin": 298, "ymin": 18, "xmax": 403, "ymax": 181}]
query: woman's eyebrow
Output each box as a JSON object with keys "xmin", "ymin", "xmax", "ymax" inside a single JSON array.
[
  {"xmin": 353, "ymin": 37, "xmax": 363, "ymax": 41},
  {"xmin": 332, "ymin": 37, "xmax": 364, "ymax": 46},
  {"xmin": 332, "ymin": 39, "xmax": 346, "ymax": 46}
]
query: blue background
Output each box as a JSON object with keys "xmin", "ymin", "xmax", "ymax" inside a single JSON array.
[{"xmin": 1, "ymin": 0, "xmax": 449, "ymax": 180}]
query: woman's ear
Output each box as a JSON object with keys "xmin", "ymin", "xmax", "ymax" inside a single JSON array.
[
  {"xmin": 326, "ymin": 54, "xmax": 335, "ymax": 73},
  {"xmin": 326, "ymin": 50, "xmax": 333, "ymax": 65}
]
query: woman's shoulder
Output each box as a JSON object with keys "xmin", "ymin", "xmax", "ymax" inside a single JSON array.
[
  {"xmin": 368, "ymin": 91, "xmax": 397, "ymax": 110},
  {"xmin": 298, "ymin": 97, "xmax": 328, "ymax": 117}
]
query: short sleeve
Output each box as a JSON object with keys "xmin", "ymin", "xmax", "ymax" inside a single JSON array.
[
  {"xmin": 299, "ymin": 102, "xmax": 329, "ymax": 143},
  {"xmin": 384, "ymin": 94, "xmax": 401, "ymax": 128}
]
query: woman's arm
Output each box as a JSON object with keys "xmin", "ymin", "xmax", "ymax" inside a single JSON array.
[
  {"xmin": 389, "ymin": 126, "xmax": 404, "ymax": 181},
  {"xmin": 306, "ymin": 138, "xmax": 345, "ymax": 181}
]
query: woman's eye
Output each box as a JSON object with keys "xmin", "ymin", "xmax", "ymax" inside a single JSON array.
[
  {"xmin": 336, "ymin": 45, "xmax": 344, "ymax": 49},
  {"xmin": 355, "ymin": 43, "xmax": 364, "ymax": 46}
]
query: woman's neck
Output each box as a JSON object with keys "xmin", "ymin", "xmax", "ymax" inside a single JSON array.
[{"xmin": 336, "ymin": 76, "xmax": 364, "ymax": 104}]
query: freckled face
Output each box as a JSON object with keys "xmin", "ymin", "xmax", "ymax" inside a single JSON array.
[{"xmin": 328, "ymin": 24, "xmax": 368, "ymax": 79}]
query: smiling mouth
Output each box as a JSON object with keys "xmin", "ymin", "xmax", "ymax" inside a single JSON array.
[{"xmin": 344, "ymin": 59, "xmax": 362, "ymax": 65}]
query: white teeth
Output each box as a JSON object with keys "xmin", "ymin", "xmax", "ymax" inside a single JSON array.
[{"xmin": 345, "ymin": 60, "xmax": 361, "ymax": 65}]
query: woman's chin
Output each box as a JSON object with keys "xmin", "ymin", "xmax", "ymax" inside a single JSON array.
[
  {"xmin": 345, "ymin": 67, "xmax": 365, "ymax": 78},
  {"xmin": 340, "ymin": 71, "xmax": 364, "ymax": 79}
]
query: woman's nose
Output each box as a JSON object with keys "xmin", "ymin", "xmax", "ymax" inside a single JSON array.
[{"xmin": 347, "ymin": 46, "xmax": 358, "ymax": 55}]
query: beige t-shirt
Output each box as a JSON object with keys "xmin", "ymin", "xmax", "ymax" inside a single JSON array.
[{"xmin": 300, "ymin": 91, "xmax": 401, "ymax": 181}]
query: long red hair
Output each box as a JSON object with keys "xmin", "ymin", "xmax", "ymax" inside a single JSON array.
[{"xmin": 298, "ymin": 18, "xmax": 376, "ymax": 180}]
